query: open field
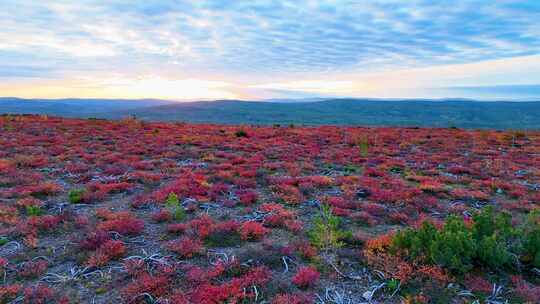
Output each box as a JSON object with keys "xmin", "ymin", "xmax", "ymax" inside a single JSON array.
[{"xmin": 0, "ymin": 115, "xmax": 539, "ymax": 303}]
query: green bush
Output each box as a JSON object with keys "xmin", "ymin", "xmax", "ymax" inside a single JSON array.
[
  {"xmin": 358, "ymin": 136, "xmax": 369, "ymax": 158},
  {"xmin": 25, "ymin": 205, "xmax": 42, "ymax": 217},
  {"xmin": 391, "ymin": 207, "xmax": 539, "ymax": 275},
  {"xmin": 309, "ymin": 204, "xmax": 346, "ymax": 251},
  {"xmin": 472, "ymin": 208, "xmax": 517, "ymax": 269},
  {"xmin": 234, "ymin": 130, "xmax": 248, "ymax": 137},
  {"xmin": 522, "ymin": 210, "xmax": 540, "ymax": 268},
  {"xmin": 68, "ymin": 189, "xmax": 85, "ymax": 204},
  {"xmin": 165, "ymin": 192, "xmax": 185, "ymax": 221},
  {"xmin": 430, "ymin": 216, "xmax": 477, "ymax": 273}
]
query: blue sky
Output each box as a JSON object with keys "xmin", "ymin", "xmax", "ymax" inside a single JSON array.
[{"xmin": 1, "ymin": 0, "xmax": 540, "ymax": 100}]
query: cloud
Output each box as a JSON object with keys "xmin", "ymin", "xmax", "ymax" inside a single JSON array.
[{"xmin": 0, "ymin": 0, "xmax": 539, "ymax": 99}]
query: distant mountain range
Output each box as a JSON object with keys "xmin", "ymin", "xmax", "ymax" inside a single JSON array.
[{"xmin": 1, "ymin": 97, "xmax": 540, "ymax": 129}]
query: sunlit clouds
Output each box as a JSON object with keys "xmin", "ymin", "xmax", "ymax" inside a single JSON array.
[
  {"xmin": 0, "ymin": 77, "xmax": 239, "ymax": 100},
  {"xmin": 1, "ymin": 1, "xmax": 539, "ymax": 100}
]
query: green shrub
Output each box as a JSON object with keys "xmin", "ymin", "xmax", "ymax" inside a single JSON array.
[
  {"xmin": 472, "ymin": 208, "xmax": 517, "ymax": 269},
  {"xmin": 0, "ymin": 236, "xmax": 8, "ymax": 246},
  {"xmin": 165, "ymin": 192, "xmax": 185, "ymax": 221},
  {"xmin": 429, "ymin": 216, "xmax": 476, "ymax": 273},
  {"xmin": 387, "ymin": 278, "xmax": 400, "ymax": 293},
  {"xmin": 358, "ymin": 136, "xmax": 369, "ymax": 158},
  {"xmin": 392, "ymin": 220, "xmax": 438, "ymax": 259},
  {"xmin": 522, "ymin": 210, "xmax": 540, "ymax": 268},
  {"xmin": 234, "ymin": 130, "xmax": 248, "ymax": 137},
  {"xmin": 391, "ymin": 207, "xmax": 537, "ymax": 275},
  {"xmin": 25, "ymin": 205, "xmax": 42, "ymax": 217},
  {"xmin": 68, "ymin": 189, "xmax": 85, "ymax": 204},
  {"xmin": 309, "ymin": 204, "xmax": 346, "ymax": 251}
]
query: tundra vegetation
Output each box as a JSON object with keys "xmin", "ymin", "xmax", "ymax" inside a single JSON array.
[{"xmin": 0, "ymin": 114, "xmax": 538, "ymax": 303}]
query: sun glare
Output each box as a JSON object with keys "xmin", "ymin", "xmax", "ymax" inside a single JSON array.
[{"xmin": 118, "ymin": 77, "xmax": 238, "ymax": 100}]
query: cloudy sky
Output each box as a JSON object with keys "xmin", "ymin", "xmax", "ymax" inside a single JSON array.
[{"xmin": 1, "ymin": 0, "xmax": 540, "ymax": 100}]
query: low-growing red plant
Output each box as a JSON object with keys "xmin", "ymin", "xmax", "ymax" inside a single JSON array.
[
  {"xmin": 18, "ymin": 259, "xmax": 48, "ymax": 279},
  {"xmin": 79, "ymin": 230, "xmax": 111, "ymax": 250},
  {"xmin": 168, "ymin": 237, "xmax": 204, "ymax": 258},
  {"xmin": 272, "ymin": 292, "xmax": 314, "ymax": 304},
  {"xmin": 511, "ymin": 275, "xmax": 540, "ymax": 303},
  {"xmin": 295, "ymin": 241, "xmax": 317, "ymax": 259},
  {"xmin": 167, "ymin": 223, "xmax": 188, "ymax": 234},
  {"xmin": 121, "ymin": 273, "xmax": 171, "ymax": 302},
  {"xmin": 23, "ymin": 284, "xmax": 55, "ymax": 304},
  {"xmin": 292, "ymin": 266, "xmax": 320, "ymax": 288},
  {"xmin": 464, "ymin": 275, "xmax": 492, "ymax": 294},
  {"xmin": 97, "ymin": 212, "xmax": 144, "ymax": 235},
  {"xmin": 0, "ymin": 284, "xmax": 21, "ymax": 303},
  {"xmin": 152, "ymin": 209, "xmax": 172, "ymax": 222},
  {"xmin": 86, "ymin": 240, "xmax": 126, "ymax": 267},
  {"xmin": 189, "ymin": 266, "xmax": 271, "ymax": 303},
  {"xmin": 239, "ymin": 221, "xmax": 269, "ymax": 241},
  {"xmin": 237, "ymin": 190, "xmax": 258, "ymax": 205}
]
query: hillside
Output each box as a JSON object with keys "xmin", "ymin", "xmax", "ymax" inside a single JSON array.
[
  {"xmin": 126, "ymin": 99, "xmax": 540, "ymax": 129},
  {"xmin": 2, "ymin": 97, "xmax": 540, "ymax": 129},
  {"xmin": 0, "ymin": 97, "xmax": 173, "ymax": 116}
]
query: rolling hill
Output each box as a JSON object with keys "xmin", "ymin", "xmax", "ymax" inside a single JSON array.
[{"xmin": 1, "ymin": 97, "xmax": 540, "ymax": 129}]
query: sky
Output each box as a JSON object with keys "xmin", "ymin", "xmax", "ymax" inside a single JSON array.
[{"xmin": 1, "ymin": 0, "xmax": 540, "ymax": 101}]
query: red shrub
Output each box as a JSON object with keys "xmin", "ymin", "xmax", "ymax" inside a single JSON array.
[
  {"xmin": 28, "ymin": 182, "xmax": 62, "ymax": 197},
  {"xmin": 260, "ymin": 203, "xmax": 295, "ymax": 227},
  {"xmin": 511, "ymin": 275, "xmax": 540, "ymax": 302},
  {"xmin": 450, "ymin": 188, "xmax": 489, "ymax": 201},
  {"xmin": 284, "ymin": 219, "xmax": 304, "ymax": 233},
  {"xmin": 122, "ymin": 273, "xmax": 171, "ymax": 302},
  {"xmin": 272, "ymin": 292, "xmax": 314, "ymax": 304},
  {"xmin": 86, "ymin": 240, "xmax": 126, "ymax": 267},
  {"xmin": 273, "ymin": 184, "xmax": 304, "ymax": 204},
  {"xmin": 16, "ymin": 197, "xmax": 43, "ymax": 209},
  {"xmin": 23, "ymin": 284, "xmax": 55, "ymax": 304},
  {"xmin": 0, "ymin": 206, "xmax": 18, "ymax": 225},
  {"xmin": 350, "ymin": 211, "xmax": 377, "ymax": 226},
  {"xmin": 213, "ymin": 220, "xmax": 240, "ymax": 235},
  {"xmin": 74, "ymin": 215, "xmax": 89, "ymax": 228},
  {"xmin": 389, "ymin": 212, "xmax": 409, "ymax": 224},
  {"xmin": 97, "ymin": 212, "xmax": 144, "ymax": 236},
  {"xmin": 167, "ymin": 223, "xmax": 188, "ymax": 234},
  {"xmin": 295, "ymin": 241, "xmax": 317, "ymax": 259},
  {"xmin": 361, "ymin": 203, "xmax": 386, "ymax": 216},
  {"xmin": 0, "ymin": 284, "xmax": 21, "ymax": 303},
  {"xmin": 238, "ymin": 190, "xmax": 258, "ymax": 205},
  {"xmin": 239, "ymin": 221, "xmax": 269, "ymax": 241},
  {"xmin": 330, "ymin": 207, "xmax": 351, "ymax": 217},
  {"xmin": 79, "ymin": 230, "xmax": 111, "ymax": 250},
  {"xmin": 0, "ymin": 258, "xmax": 7, "ymax": 273},
  {"xmin": 189, "ymin": 266, "xmax": 271, "ymax": 303},
  {"xmin": 325, "ymin": 196, "xmax": 354, "ymax": 210},
  {"xmin": 123, "ymin": 259, "xmax": 145, "ymax": 277},
  {"xmin": 151, "ymin": 209, "xmax": 172, "ymax": 222},
  {"xmin": 29, "ymin": 215, "xmax": 62, "ymax": 232},
  {"xmin": 18, "ymin": 260, "xmax": 48, "ymax": 279},
  {"xmin": 292, "ymin": 266, "xmax": 320, "ymax": 288},
  {"xmin": 168, "ymin": 237, "xmax": 204, "ymax": 258},
  {"xmin": 186, "ymin": 263, "xmax": 226, "ymax": 283},
  {"xmin": 464, "ymin": 275, "xmax": 492, "ymax": 294},
  {"xmin": 187, "ymin": 215, "xmax": 215, "ymax": 239}
]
